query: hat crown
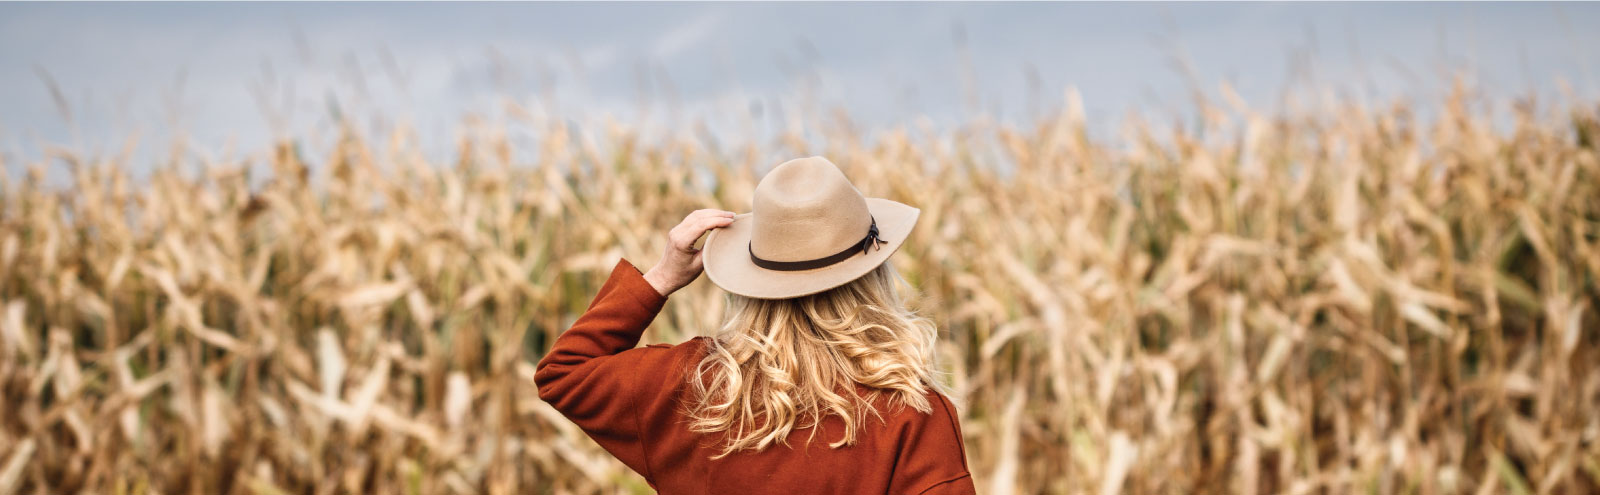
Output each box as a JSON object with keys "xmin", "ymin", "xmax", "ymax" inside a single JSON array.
[{"xmin": 749, "ymin": 157, "xmax": 873, "ymax": 263}]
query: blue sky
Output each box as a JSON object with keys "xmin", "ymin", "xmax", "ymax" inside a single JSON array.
[{"xmin": 2, "ymin": 2, "xmax": 1597, "ymax": 171}]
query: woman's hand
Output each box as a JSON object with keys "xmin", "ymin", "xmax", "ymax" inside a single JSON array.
[{"xmin": 642, "ymin": 209, "xmax": 737, "ymax": 297}]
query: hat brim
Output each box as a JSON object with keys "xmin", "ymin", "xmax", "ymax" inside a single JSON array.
[{"xmin": 701, "ymin": 197, "xmax": 919, "ymax": 300}]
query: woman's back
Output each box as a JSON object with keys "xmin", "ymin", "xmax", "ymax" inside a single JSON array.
[
  {"xmin": 536, "ymin": 157, "xmax": 976, "ymax": 494},
  {"xmin": 535, "ymin": 261, "xmax": 974, "ymax": 494}
]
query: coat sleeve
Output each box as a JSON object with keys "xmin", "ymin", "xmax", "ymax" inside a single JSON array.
[
  {"xmin": 534, "ymin": 259, "xmax": 676, "ymax": 482},
  {"xmin": 896, "ymin": 393, "xmax": 979, "ymax": 495}
]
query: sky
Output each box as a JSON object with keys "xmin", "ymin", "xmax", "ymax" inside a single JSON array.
[{"xmin": 2, "ymin": 2, "xmax": 1598, "ymax": 175}]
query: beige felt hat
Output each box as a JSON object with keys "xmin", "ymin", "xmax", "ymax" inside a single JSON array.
[{"xmin": 702, "ymin": 156, "xmax": 919, "ymax": 299}]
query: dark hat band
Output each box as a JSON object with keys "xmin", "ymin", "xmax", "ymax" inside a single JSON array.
[{"xmin": 748, "ymin": 217, "xmax": 886, "ymax": 272}]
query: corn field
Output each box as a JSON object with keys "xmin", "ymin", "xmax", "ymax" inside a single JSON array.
[{"xmin": 1, "ymin": 85, "xmax": 1598, "ymax": 494}]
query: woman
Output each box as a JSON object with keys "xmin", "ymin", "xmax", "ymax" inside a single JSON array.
[{"xmin": 535, "ymin": 157, "xmax": 975, "ymax": 494}]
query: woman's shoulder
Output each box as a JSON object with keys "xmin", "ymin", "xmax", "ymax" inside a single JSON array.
[
  {"xmin": 862, "ymin": 387, "xmax": 965, "ymax": 449},
  {"xmin": 625, "ymin": 336, "xmax": 713, "ymax": 413},
  {"xmin": 884, "ymin": 388, "xmax": 962, "ymax": 428},
  {"xmin": 637, "ymin": 336, "xmax": 713, "ymax": 383},
  {"xmin": 876, "ymin": 388, "xmax": 973, "ymax": 493},
  {"xmin": 640, "ymin": 335, "xmax": 711, "ymax": 357}
]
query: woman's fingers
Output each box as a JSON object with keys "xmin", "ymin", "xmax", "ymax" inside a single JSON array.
[
  {"xmin": 685, "ymin": 209, "xmax": 736, "ymax": 222},
  {"xmin": 677, "ymin": 210, "xmax": 731, "ymax": 233},
  {"xmin": 673, "ymin": 212, "xmax": 735, "ymax": 251},
  {"xmin": 695, "ymin": 214, "xmax": 735, "ymax": 232},
  {"xmin": 694, "ymin": 215, "xmax": 736, "ymax": 240}
]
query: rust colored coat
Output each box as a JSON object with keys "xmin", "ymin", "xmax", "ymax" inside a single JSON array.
[{"xmin": 535, "ymin": 260, "xmax": 977, "ymax": 494}]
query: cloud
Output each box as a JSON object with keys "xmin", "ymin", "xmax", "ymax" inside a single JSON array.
[
  {"xmin": 581, "ymin": 44, "xmax": 621, "ymax": 73},
  {"xmin": 651, "ymin": 10, "xmax": 725, "ymax": 61}
]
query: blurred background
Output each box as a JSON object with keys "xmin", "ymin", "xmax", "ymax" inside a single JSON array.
[
  {"xmin": 1, "ymin": 2, "xmax": 1598, "ymax": 494},
  {"xmin": 5, "ymin": 2, "xmax": 1598, "ymax": 176}
]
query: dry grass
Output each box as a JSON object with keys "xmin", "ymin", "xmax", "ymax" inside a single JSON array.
[{"xmin": 1, "ymin": 85, "xmax": 1598, "ymax": 494}]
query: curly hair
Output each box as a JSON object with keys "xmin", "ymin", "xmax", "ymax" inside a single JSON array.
[{"xmin": 686, "ymin": 262, "xmax": 947, "ymax": 458}]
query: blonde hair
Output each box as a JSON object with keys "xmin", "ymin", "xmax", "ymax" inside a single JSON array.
[{"xmin": 687, "ymin": 262, "xmax": 946, "ymax": 458}]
